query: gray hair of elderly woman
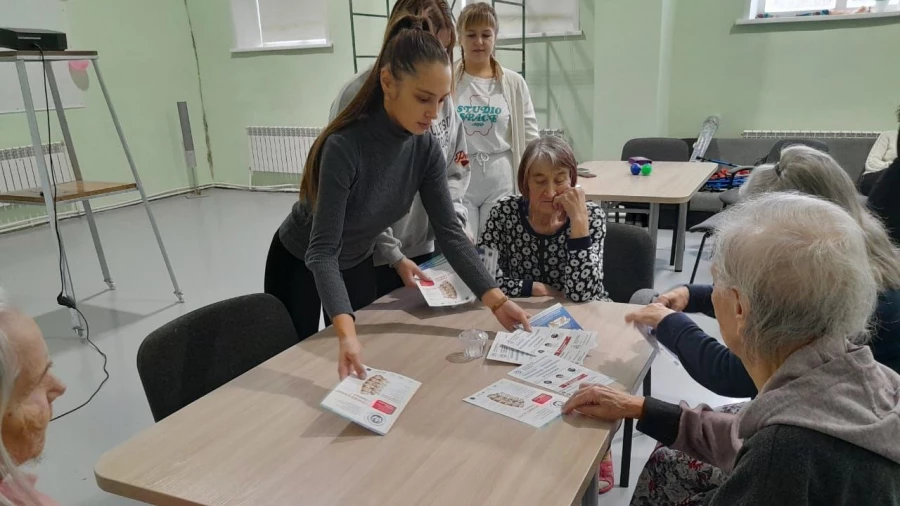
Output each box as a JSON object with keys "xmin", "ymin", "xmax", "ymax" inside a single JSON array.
[
  {"xmin": 0, "ymin": 304, "xmax": 40, "ymax": 506},
  {"xmin": 712, "ymin": 193, "xmax": 878, "ymax": 363},
  {"xmin": 516, "ymin": 136, "xmax": 578, "ymax": 194},
  {"xmin": 740, "ymin": 145, "xmax": 900, "ymax": 291}
]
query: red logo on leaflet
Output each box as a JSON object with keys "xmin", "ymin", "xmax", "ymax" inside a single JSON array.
[
  {"xmin": 554, "ymin": 336, "xmax": 573, "ymax": 356},
  {"xmin": 372, "ymin": 400, "xmax": 396, "ymax": 415},
  {"xmin": 419, "ymin": 279, "xmax": 435, "ymax": 287},
  {"xmin": 532, "ymin": 394, "xmax": 552, "ymax": 405},
  {"xmin": 559, "ymin": 373, "xmax": 587, "ymax": 391}
]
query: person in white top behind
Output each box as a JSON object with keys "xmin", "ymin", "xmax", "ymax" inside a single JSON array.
[
  {"xmin": 860, "ymin": 124, "xmax": 899, "ymax": 195},
  {"xmin": 454, "ymin": 2, "xmax": 539, "ymax": 239}
]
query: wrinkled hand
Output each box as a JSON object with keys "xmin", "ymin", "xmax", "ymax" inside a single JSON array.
[
  {"xmin": 624, "ymin": 302, "xmax": 675, "ymax": 330},
  {"xmin": 493, "ymin": 300, "xmax": 532, "ymax": 332},
  {"xmin": 338, "ymin": 334, "xmax": 366, "ymax": 380},
  {"xmin": 553, "ymin": 186, "xmax": 587, "ymax": 216},
  {"xmin": 657, "ymin": 286, "xmax": 690, "ymax": 312},
  {"xmin": 562, "ymin": 384, "xmax": 644, "ymax": 421},
  {"xmin": 532, "ymin": 282, "xmax": 562, "ymax": 298},
  {"xmin": 394, "ymin": 257, "xmax": 431, "ymax": 288}
]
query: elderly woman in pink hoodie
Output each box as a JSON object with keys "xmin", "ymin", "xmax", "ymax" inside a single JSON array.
[
  {"xmin": 0, "ymin": 302, "xmax": 66, "ymax": 506},
  {"xmin": 564, "ymin": 193, "xmax": 900, "ymax": 506}
]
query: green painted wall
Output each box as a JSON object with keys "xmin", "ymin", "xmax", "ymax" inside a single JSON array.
[
  {"xmin": 668, "ymin": 1, "xmax": 900, "ymax": 138},
  {"xmin": 6, "ymin": 0, "xmax": 895, "ymax": 228},
  {"xmin": 0, "ymin": 0, "xmax": 211, "ymax": 224},
  {"xmin": 186, "ymin": 0, "xmax": 598, "ymax": 186},
  {"xmin": 591, "ymin": 0, "xmax": 675, "ymax": 160}
]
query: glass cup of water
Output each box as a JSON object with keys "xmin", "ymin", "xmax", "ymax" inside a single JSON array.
[{"xmin": 459, "ymin": 329, "xmax": 489, "ymax": 359}]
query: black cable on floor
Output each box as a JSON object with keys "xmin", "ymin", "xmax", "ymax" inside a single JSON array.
[{"xmin": 32, "ymin": 45, "xmax": 110, "ymax": 421}]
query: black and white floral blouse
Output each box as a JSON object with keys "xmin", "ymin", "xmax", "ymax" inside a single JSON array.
[{"xmin": 478, "ymin": 196, "xmax": 609, "ymax": 302}]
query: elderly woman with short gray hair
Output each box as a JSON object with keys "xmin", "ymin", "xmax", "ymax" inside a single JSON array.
[
  {"xmin": 566, "ymin": 193, "xmax": 900, "ymax": 505},
  {"xmin": 478, "ymin": 136, "xmax": 609, "ymax": 303},
  {"xmin": 0, "ymin": 303, "xmax": 66, "ymax": 505}
]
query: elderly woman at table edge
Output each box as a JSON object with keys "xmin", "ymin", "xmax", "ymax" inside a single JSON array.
[
  {"xmin": 0, "ymin": 302, "xmax": 67, "ymax": 506},
  {"xmin": 564, "ymin": 193, "xmax": 900, "ymax": 506},
  {"xmin": 479, "ymin": 135, "xmax": 615, "ymax": 493},
  {"xmin": 629, "ymin": 146, "xmax": 900, "ymax": 399}
]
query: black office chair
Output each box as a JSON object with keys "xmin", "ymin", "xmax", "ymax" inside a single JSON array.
[
  {"xmin": 601, "ymin": 222, "xmax": 655, "ymax": 488},
  {"xmin": 137, "ymin": 293, "xmax": 298, "ymax": 422},
  {"xmin": 603, "ymin": 222, "xmax": 655, "ymax": 304}
]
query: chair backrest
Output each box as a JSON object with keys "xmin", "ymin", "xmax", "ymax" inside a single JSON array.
[
  {"xmin": 603, "ymin": 223, "xmax": 655, "ymax": 303},
  {"xmin": 621, "ymin": 138, "xmax": 690, "ymax": 162},
  {"xmin": 758, "ymin": 138, "xmax": 830, "ymax": 165},
  {"xmin": 137, "ymin": 293, "xmax": 298, "ymax": 422}
]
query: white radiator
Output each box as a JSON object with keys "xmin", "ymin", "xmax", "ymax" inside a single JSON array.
[
  {"xmin": 0, "ymin": 142, "xmax": 74, "ymax": 208},
  {"xmin": 741, "ymin": 130, "xmax": 881, "ymax": 139},
  {"xmin": 246, "ymin": 126, "xmax": 322, "ymax": 188}
]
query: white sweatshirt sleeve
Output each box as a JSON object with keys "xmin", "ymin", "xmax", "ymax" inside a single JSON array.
[
  {"xmin": 866, "ymin": 131, "xmax": 893, "ymax": 173},
  {"xmin": 521, "ymin": 78, "xmax": 540, "ymax": 144}
]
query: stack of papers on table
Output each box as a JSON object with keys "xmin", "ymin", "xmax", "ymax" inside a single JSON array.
[
  {"xmin": 487, "ymin": 328, "xmax": 597, "ymax": 366},
  {"xmin": 320, "ymin": 367, "xmax": 421, "ymax": 435},
  {"xmin": 508, "ymin": 355, "xmax": 614, "ymax": 396},
  {"xmin": 486, "ymin": 303, "xmax": 597, "ymax": 366},
  {"xmin": 529, "ymin": 303, "xmax": 583, "ymax": 330},
  {"xmin": 415, "ymin": 248, "xmax": 499, "ymax": 307}
]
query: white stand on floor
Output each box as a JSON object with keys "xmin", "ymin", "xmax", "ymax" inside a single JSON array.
[{"xmin": 0, "ymin": 50, "xmax": 184, "ymax": 336}]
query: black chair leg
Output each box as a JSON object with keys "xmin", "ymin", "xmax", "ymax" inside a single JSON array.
[
  {"xmin": 620, "ymin": 418, "xmax": 633, "ymax": 487},
  {"xmin": 690, "ymin": 232, "xmax": 709, "ymax": 284},
  {"xmin": 669, "ymin": 227, "xmax": 678, "ymax": 266}
]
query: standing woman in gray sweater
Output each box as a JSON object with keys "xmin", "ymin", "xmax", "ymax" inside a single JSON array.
[
  {"xmin": 329, "ymin": 0, "xmax": 472, "ymax": 298},
  {"xmin": 265, "ymin": 15, "xmax": 531, "ymax": 379}
]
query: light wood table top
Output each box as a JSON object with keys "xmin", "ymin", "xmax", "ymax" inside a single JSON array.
[
  {"xmin": 95, "ymin": 293, "xmax": 656, "ymax": 506},
  {"xmin": 578, "ymin": 161, "xmax": 718, "ymax": 204}
]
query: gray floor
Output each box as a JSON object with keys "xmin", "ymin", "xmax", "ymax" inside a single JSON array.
[{"xmin": 0, "ymin": 190, "xmax": 743, "ymax": 505}]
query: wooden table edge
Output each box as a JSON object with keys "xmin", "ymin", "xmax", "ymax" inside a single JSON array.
[{"xmin": 95, "ymin": 466, "xmax": 202, "ymax": 506}]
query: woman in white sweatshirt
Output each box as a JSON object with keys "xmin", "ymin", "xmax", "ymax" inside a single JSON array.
[
  {"xmin": 329, "ymin": 0, "xmax": 471, "ymax": 297},
  {"xmin": 454, "ymin": 2, "xmax": 539, "ymax": 239}
]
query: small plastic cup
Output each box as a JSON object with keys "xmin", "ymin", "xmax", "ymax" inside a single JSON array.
[{"xmin": 459, "ymin": 329, "xmax": 489, "ymax": 359}]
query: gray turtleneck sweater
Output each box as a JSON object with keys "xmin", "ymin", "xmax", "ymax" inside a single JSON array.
[{"xmin": 278, "ymin": 106, "xmax": 497, "ymax": 319}]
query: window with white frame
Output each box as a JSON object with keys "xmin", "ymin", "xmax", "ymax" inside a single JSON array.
[
  {"xmin": 230, "ymin": 0, "xmax": 330, "ymax": 52},
  {"xmin": 453, "ymin": 0, "xmax": 581, "ymax": 40},
  {"xmin": 752, "ymin": 0, "xmax": 898, "ymax": 17}
]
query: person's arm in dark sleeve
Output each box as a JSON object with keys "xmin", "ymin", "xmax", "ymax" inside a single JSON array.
[
  {"xmin": 656, "ymin": 313, "xmax": 758, "ymax": 398},
  {"xmin": 304, "ymin": 135, "xmax": 358, "ymax": 320},
  {"xmin": 684, "ymin": 284, "xmax": 716, "ymax": 317},
  {"xmin": 636, "ymin": 397, "xmax": 682, "ymax": 446},
  {"xmin": 638, "ymin": 398, "xmax": 742, "ymax": 473},
  {"xmin": 419, "ymin": 138, "xmax": 498, "ymax": 297}
]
